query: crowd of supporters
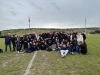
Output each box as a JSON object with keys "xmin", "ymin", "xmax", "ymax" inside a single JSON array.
[{"xmin": 3, "ymin": 30, "xmax": 87, "ymax": 57}]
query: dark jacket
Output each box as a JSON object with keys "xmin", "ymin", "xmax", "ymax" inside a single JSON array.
[
  {"xmin": 82, "ymin": 33, "xmax": 86, "ymax": 40},
  {"xmin": 80, "ymin": 42, "xmax": 87, "ymax": 54},
  {"xmin": 5, "ymin": 36, "xmax": 12, "ymax": 45},
  {"xmin": 12, "ymin": 37, "xmax": 16, "ymax": 44},
  {"xmin": 61, "ymin": 46, "xmax": 67, "ymax": 50},
  {"xmin": 71, "ymin": 40, "xmax": 77, "ymax": 46}
]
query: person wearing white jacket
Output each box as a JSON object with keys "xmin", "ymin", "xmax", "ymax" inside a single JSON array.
[
  {"xmin": 76, "ymin": 33, "xmax": 83, "ymax": 53},
  {"xmin": 77, "ymin": 33, "xmax": 83, "ymax": 43}
]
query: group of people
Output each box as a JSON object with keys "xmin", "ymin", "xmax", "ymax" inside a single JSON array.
[{"xmin": 3, "ymin": 30, "xmax": 87, "ymax": 57}]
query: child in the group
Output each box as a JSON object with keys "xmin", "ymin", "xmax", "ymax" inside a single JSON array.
[{"xmin": 15, "ymin": 38, "xmax": 21, "ymax": 53}]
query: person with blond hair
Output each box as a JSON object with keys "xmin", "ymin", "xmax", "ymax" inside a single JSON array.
[
  {"xmin": 77, "ymin": 32, "xmax": 83, "ymax": 43},
  {"xmin": 76, "ymin": 32, "xmax": 83, "ymax": 53}
]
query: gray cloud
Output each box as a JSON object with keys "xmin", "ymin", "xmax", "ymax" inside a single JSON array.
[{"xmin": 0, "ymin": 0, "xmax": 100, "ymax": 30}]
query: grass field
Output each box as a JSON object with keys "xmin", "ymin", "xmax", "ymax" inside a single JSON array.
[{"xmin": 0, "ymin": 35, "xmax": 100, "ymax": 75}]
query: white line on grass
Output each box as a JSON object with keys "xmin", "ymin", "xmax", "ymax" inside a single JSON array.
[{"xmin": 24, "ymin": 51, "xmax": 37, "ymax": 75}]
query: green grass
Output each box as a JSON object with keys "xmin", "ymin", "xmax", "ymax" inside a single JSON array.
[
  {"xmin": 0, "ymin": 53, "xmax": 34, "ymax": 75},
  {"xmin": 29, "ymin": 35, "xmax": 100, "ymax": 75},
  {"xmin": 0, "ymin": 35, "xmax": 100, "ymax": 75},
  {"xmin": 0, "ymin": 39, "xmax": 34, "ymax": 75}
]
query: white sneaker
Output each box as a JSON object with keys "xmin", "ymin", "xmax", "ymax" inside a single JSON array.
[
  {"xmin": 72, "ymin": 52, "xmax": 74, "ymax": 54},
  {"xmin": 61, "ymin": 55, "xmax": 64, "ymax": 58},
  {"xmin": 53, "ymin": 49, "xmax": 55, "ymax": 51},
  {"xmin": 18, "ymin": 51, "xmax": 19, "ymax": 53}
]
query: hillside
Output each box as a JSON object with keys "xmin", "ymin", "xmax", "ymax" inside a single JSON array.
[{"xmin": 1, "ymin": 27, "xmax": 100, "ymax": 36}]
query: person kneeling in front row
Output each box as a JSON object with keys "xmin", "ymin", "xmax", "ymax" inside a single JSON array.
[{"xmin": 60, "ymin": 44, "xmax": 69, "ymax": 57}]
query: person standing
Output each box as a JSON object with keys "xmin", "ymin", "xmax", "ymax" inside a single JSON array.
[
  {"xmin": 23, "ymin": 35, "xmax": 28, "ymax": 49},
  {"xmin": 76, "ymin": 32, "xmax": 83, "ymax": 53},
  {"xmin": 5, "ymin": 33, "xmax": 12, "ymax": 52},
  {"xmin": 12, "ymin": 35, "xmax": 16, "ymax": 51},
  {"xmin": 81, "ymin": 31, "xmax": 86, "ymax": 40},
  {"xmin": 77, "ymin": 32, "xmax": 83, "ymax": 43},
  {"xmin": 15, "ymin": 37, "xmax": 21, "ymax": 53}
]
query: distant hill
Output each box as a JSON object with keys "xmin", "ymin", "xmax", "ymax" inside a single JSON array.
[{"xmin": 0, "ymin": 27, "xmax": 100, "ymax": 36}]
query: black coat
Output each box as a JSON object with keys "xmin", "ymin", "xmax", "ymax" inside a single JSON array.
[
  {"xmin": 82, "ymin": 33, "xmax": 86, "ymax": 40},
  {"xmin": 5, "ymin": 36, "xmax": 12, "ymax": 45},
  {"xmin": 12, "ymin": 37, "xmax": 16, "ymax": 44},
  {"xmin": 80, "ymin": 43, "xmax": 87, "ymax": 54}
]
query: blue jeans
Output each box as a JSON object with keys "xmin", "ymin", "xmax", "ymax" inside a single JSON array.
[
  {"xmin": 67, "ymin": 46, "xmax": 72, "ymax": 52},
  {"xmin": 55, "ymin": 47, "xmax": 60, "ymax": 51},
  {"xmin": 71, "ymin": 45, "xmax": 77, "ymax": 52},
  {"xmin": 76, "ymin": 46, "xmax": 81, "ymax": 53},
  {"xmin": 5, "ymin": 44, "xmax": 12, "ymax": 52}
]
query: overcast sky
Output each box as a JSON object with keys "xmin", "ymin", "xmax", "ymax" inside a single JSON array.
[{"xmin": 0, "ymin": 0, "xmax": 100, "ymax": 30}]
